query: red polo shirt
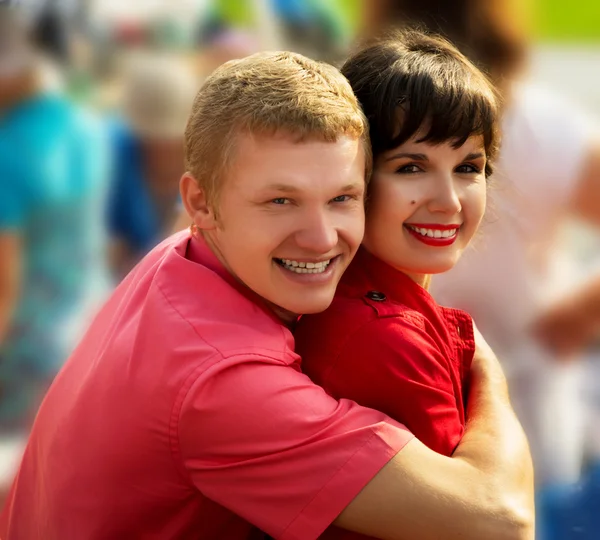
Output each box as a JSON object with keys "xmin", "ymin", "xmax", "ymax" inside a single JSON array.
[
  {"xmin": 295, "ymin": 247, "xmax": 475, "ymax": 539},
  {"xmin": 0, "ymin": 232, "xmax": 413, "ymax": 540}
]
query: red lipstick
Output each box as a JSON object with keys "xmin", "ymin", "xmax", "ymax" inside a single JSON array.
[{"xmin": 404, "ymin": 223, "xmax": 460, "ymax": 247}]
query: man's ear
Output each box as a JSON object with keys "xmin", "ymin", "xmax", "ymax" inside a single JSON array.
[{"xmin": 179, "ymin": 173, "xmax": 217, "ymax": 230}]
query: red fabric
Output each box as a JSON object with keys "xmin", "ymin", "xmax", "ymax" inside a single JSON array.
[
  {"xmin": 295, "ymin": 247, "xmax": 475, "ymax": 540},
  {"xmin": 0, "ymin": 233, "xmax": 413, "ymax": 540}
]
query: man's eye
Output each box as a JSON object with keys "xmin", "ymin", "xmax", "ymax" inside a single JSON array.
[
  {"xmin": 331, "ymin": 195, "xmax": 353, "ymax": 203},
  {"xmin": 271, "ymin": 198, "xmax": 290, "ymax": 205}
]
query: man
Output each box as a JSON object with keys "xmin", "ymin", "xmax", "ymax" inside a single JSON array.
[{"xmin": 1, "ymin": 50, "xmax": 534, "ymax": 539}]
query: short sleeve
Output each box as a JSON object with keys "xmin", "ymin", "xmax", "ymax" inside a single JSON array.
[
  {"xmin": 323, "ymin": 315, "xmax": 464, "ymax": 457},
  {"xmin": 176, "ymin": 354, "xmax": 413, "ymax": 540}
]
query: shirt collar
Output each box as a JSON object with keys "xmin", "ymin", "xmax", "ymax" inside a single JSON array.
[
  {"xmin": 184, "ymin": 232, "xmax": 295, "ymax": 327},
  {"xmin": 341, "ymin": 246, "xmax": 438, "ymax": 309}
]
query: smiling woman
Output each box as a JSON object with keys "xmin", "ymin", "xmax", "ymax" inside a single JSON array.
[
  {"xmin": 295, "ymin": 29, "xmax": 505, "ymax": 538},
  {"xmin": 365, "ymin": 132, "xmax": 487, "ymax": 280}
]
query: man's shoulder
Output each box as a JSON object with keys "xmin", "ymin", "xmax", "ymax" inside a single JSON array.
[{"xmin": 143, "ymin": 233, "xmax": 294, "ymax": 359}]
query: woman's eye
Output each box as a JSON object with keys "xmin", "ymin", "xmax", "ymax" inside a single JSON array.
[
  {"xmin": 331, "ymin": 195, "xmax": 353, "ymax": 203},
  {"xmin": 271, "ymin": 198, "xmax": 290, "ymax": 205},
  {"xmin": 456, "ymin": 164, "xmax": 481, "ymax": 174},
  {"xmin": 396, "ymin": 164, "xmax": 422, "ymax": 174}
]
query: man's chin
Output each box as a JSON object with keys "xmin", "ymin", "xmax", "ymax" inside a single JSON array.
[{"xmin": 265, "ymin": 287, "xmax": 337, "ymax": 320}]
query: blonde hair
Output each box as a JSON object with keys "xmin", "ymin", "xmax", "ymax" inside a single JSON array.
[{"xmin": 184, "ymin": 51, "xmax": 372, "ymax": 208}]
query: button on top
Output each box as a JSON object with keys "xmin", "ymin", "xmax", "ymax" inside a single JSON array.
[{"xmin": 366, "ymin": 291, "xmax": 386, "ymax": 302}]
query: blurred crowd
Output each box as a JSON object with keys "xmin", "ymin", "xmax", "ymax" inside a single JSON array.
[{"xmin": 1, "ymin": 0, "xmax": 599, "ymax": 538}]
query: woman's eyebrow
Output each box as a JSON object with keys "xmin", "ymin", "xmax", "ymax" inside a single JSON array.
[
  {"xmin": 464, "ymin": 152, "xmax": 485, "ymax": 161},
  {"xmin": 385, "ymin": 152, "xmax": 428, "ymax": 162}
]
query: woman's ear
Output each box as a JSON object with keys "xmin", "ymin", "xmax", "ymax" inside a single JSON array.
[{"xmin": 179, "ymin": 173, "xmax": 217, "ymax": 230}]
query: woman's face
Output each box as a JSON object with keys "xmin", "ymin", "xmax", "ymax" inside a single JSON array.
[{"xmin": 363, "ymin": 134, "xmax": 487, "ymax": 285}]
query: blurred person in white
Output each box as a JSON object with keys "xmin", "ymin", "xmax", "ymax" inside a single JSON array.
[
  {"xmin": 362, "ymin": 0, "xmax": 600, "ymax": 491},
  {"xmin": 0, "ymin": 0, "xmax": 109, "ymax": 500},
  {"xmin": 106, "ymin": 54, "xmax": 197, "ymax": 279}
]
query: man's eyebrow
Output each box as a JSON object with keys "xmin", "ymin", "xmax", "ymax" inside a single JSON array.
[
  {"xmin": 385, "ymin": 152, "xmax": 429, "ymax": 162},
  {"xmin": 260, "ymin": 183, "xmax": 301, "ymax": 193},
  {"xmin": 261, "ymin": 182, "xmax": 364, "ymax": 193},
  {"xmin": 339, "ymin": 182, "xmax": 365, "ymax": 191}
]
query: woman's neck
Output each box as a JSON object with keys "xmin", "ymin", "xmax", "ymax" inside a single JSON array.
[{"xmin": 403, "ymin": 272, "xmax": 431, "ymax": 290}]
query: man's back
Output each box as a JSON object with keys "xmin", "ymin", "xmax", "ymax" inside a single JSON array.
[
  {"xmin": 2, "ymin": 232, "xmax": 411, "ymax": 540},
  {"xmin": 0, "ymin": 232, "xmax": 283, "ymax": 539}
]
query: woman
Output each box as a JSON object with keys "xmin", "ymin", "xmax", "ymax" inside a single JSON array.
[
  {"xmin": 361, "ymin": 0, "xmax": 600, "ymax": 494},
  {"xmin": 295, "ymin": 28, "xmax": 500, "ymax": 538}
]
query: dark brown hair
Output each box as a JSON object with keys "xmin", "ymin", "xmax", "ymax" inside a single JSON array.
[{"xmin": 341, "ymin": 28, "xmax": 501, "ymax": 176}]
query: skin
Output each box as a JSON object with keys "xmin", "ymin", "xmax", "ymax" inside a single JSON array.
[
  {"xmin": 364, "ymin": 135, "xmax": 487, "ymax": 286},
  {"xmin": 180, "ymin": 131, "xmax": 366, "ymax": 320}
]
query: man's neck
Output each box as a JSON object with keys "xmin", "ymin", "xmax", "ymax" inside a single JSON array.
[{"xmin": 197, "ymin": 229, "xmax": 298, "ymax": 327}]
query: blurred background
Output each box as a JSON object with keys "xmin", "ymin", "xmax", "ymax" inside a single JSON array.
[{"xmin": 0, "ymin": 1, "xmax": 599, "ymax": 538}]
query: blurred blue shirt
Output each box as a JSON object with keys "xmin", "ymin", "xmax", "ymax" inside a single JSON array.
[
  {"xmin": 106, "ymin": 119, "xmax": 161, "ymax": 258},
  {"xmin": 0, "ymin": 91, "xmax": 109, "ymax": 427}
]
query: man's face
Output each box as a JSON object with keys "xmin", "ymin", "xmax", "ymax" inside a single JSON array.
[{"xmin": 204, "ymin": 132, "xmax": 366, "ymax": 319}]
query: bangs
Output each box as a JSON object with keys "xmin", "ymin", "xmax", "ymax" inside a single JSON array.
[
  {"xmin": 341, "ymin": 31, "xmax": 501, "ymax": 173},
  {"xmin": 372, "ymin": 62, "xmax": 497, "ymax": 155}
]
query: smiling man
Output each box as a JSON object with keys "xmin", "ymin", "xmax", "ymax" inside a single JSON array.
[{"xmin": 1, "ymin": 51, "xmax": 533, "ymax": 540}]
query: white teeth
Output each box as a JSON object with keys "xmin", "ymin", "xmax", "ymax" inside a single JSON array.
[
  {"xmin": 408, "ymin": 225, "xmax": 459, "ymax": 238},
  {"xmin": 277, "ymin": 258, "xmax": 332, "ymax": 274}
]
